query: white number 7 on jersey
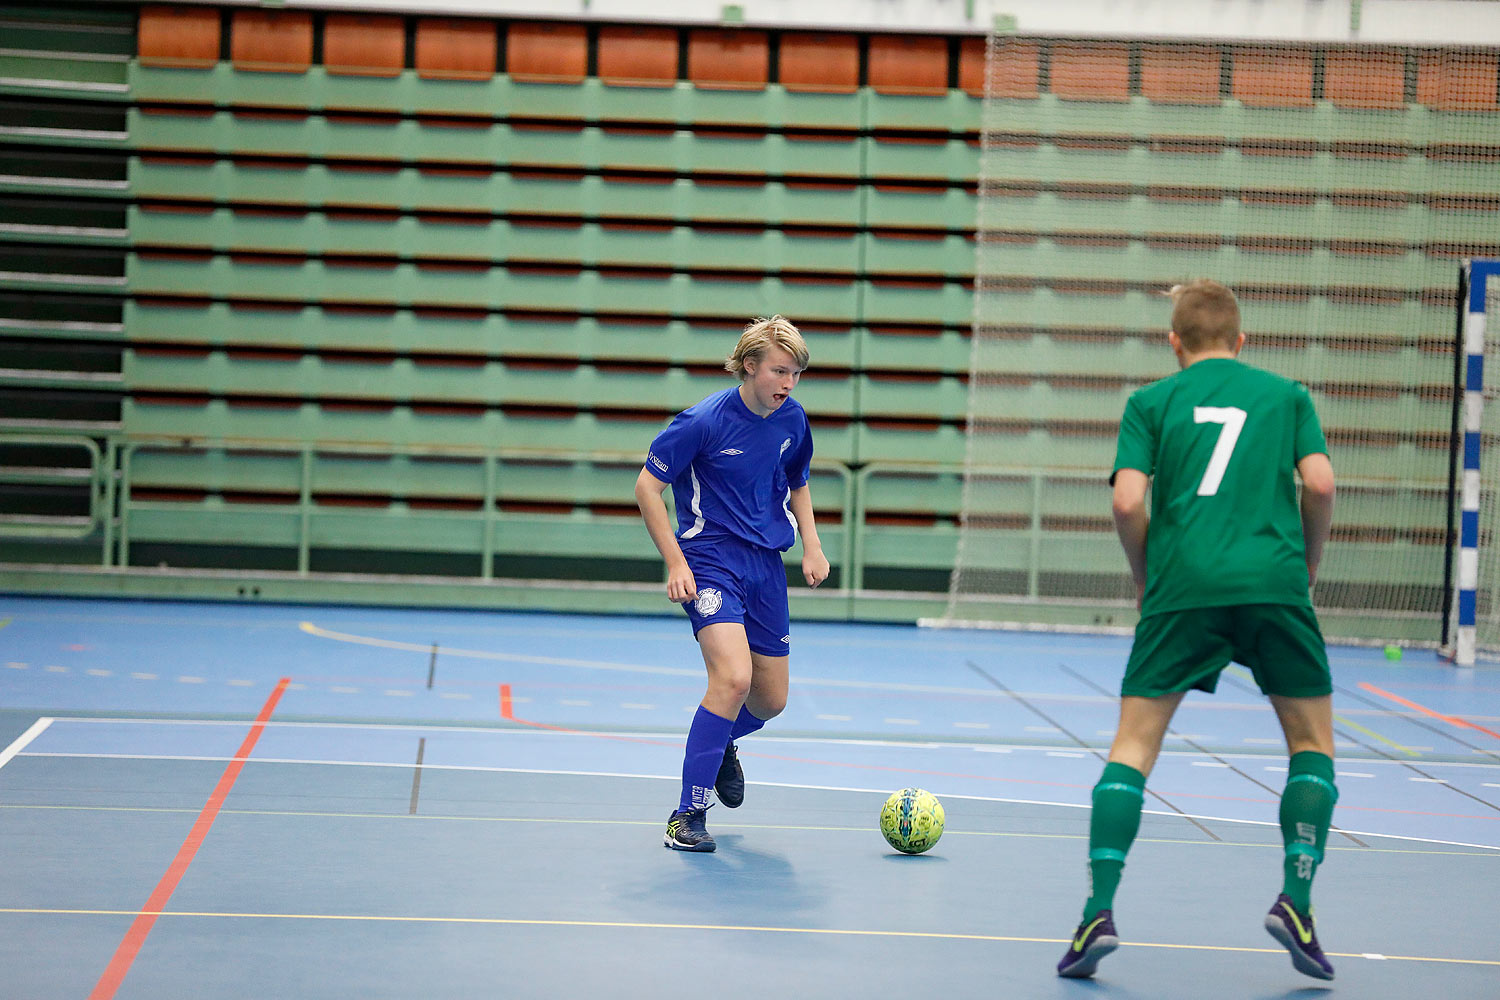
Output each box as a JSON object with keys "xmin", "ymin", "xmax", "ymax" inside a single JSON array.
[{"xmin": 1193, "ymin": 406, "xmax": 1247, "ymax": 496}]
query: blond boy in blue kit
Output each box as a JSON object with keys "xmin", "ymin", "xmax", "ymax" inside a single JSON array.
[{"xmin": 634, "ymin": 316, "xmax": 830, "ymax": 852}]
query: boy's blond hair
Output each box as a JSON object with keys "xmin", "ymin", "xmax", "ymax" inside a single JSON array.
[
  {"xmin": 724, "ymin": 315, "xmax": 809, "ymax": 379},
  {"xmin": 1168, "ymin": 279, "xmax": 1240, "ymax": 352}
]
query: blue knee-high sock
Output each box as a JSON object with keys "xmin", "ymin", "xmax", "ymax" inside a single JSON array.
[
  {"xmin": 680, "ymin": 706, "xmax": 735, "ymax": 812},
  {"xmin": 728, "ymin": 704, "xmax": 766, "ymax": 743}
]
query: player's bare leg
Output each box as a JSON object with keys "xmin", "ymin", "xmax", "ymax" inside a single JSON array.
[
  {"xmin": 1107, "ymin": 691, "xmax": 1188, "ymax": 776},
  {"xmin": 698, "ymin": 622, "xmax": 753, "ymax": 718},
  {"xmin": 709, "ymin": 647, "xmax": 787, "ymax": 809},
  {"xmin": 745, "ymin": 650, "xmax": 787, "ymax": 721},
  {"xmin": 1269, "ymin": 693, "xmax": 1335, "ymax": 757}
]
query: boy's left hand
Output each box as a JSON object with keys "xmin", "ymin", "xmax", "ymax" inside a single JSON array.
[{"xmin": 803, "ymin": 549, "xmax": 830, "ymax": 588}]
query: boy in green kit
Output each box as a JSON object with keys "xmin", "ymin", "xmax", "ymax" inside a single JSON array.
[{"xmin": 1057, "ymin": 280, "xmax": 1339, "ymax": 981}]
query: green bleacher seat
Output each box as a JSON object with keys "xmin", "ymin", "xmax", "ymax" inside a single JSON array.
[
  {"xmin": 864, "ymin": 187, "xmax": 976, "ymax": 231},
  {"xmin": 859, "ymin": 327, "xmax": 971, "ymax": 374},
  {"xmin": 863, "ymin": 233, "xmax": 974, "ymax": 278},
  {"xmin": 121, "ymin": 301, "xmax": 862, "ymax": 369},
  {"xmin": 127, "ymin": 252, "xmax": 867, "ymax": 321},
  {"xmin": 130, "ymin": 63, "xmax": 878, "ymax": 130},
  {"xmin": 129, "ymin": 108, "xmax": 871, "ymax": 178},
  {"xmin": 862, "ymin": 280, "xmax": 973, "ymax": 325},
  {"xmin": 864, "ymin": 90, "xmax": 982, "ymax": 134},
  {"xmin": 128, "ymin": 156, "xmax": 878, "ymax": 227},
  {"xmin": 120, "ymin": 398, "xmax": 861, "ymax": 464},
  {"xmin": 122, "ymin": 350, "xmax": 861, "ymax": 417},
  {"xmin": 128, "ymin": 206, "xmax": 863, "ymax": 274},
  {"xmin": 865, "ymin": 136, "xmax": 979, "ymax": 183}
]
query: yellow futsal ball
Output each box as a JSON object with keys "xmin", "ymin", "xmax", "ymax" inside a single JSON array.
[{"xmin": 879, "ymin": 787, "xmax": 945, "ymax": 854}]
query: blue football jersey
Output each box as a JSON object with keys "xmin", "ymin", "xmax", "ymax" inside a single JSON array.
[{"xmin": 645, "ymin": 386, "xmax": 814, "ymax": 551}]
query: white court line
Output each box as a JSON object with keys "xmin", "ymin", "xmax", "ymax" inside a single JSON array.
[
  {"xmin": 0, "ymin": 718, "xmax": 52, "ymax": 771},
  {"xmin": 29, "ymin": 716, "xmax": 1500, "ymax": 768},
  {"xmin": 15, "ymin": 750, "xmax": 1500, "ymax": 853}
]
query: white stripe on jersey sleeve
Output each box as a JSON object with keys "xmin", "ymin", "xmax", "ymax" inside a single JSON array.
[{"xmin": 681, "ymin": 464, "xmax": 706, "ymax": 539}]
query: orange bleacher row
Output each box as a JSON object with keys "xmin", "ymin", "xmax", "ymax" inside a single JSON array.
[{"xmin": 137, "ymin": 6, "xmax": 1499, "ymax": 109}]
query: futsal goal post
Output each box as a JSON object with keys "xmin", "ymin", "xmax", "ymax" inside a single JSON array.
[{"xmin": 1444, "ymin": 259, "xmax": 1500, "ymax": 666}]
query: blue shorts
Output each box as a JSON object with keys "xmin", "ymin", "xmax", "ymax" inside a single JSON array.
[{"xmin": 680, "ymin": 536, "xmax": 791, "ymax": 657}]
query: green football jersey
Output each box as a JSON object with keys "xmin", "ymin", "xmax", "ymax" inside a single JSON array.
[{"xmin": 1112, "ymin": 358, "xmax": 1329, "ymax": 616}]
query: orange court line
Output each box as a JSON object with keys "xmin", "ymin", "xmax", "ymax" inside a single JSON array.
[
  {"xmin": 1358, "ymin": 682, "xmax": 1500, "ymax": 742},
  {"xmin": 87, "ymin": 677, "xmax": 291, "ymax": 1000}
]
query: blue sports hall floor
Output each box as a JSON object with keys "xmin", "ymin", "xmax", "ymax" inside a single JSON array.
[{"xmin": 1, "ymin": 595, "xmax": 1497, "ymax": 999}]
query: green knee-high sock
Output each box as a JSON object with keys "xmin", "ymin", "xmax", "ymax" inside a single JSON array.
[
  {"xmin": 1279, "ymin": 751, "xmax": 1338, "ymax": 913},
  {"xmin": 1082, "ymin": 761, "xmax": 1146, "ymax": 920}
]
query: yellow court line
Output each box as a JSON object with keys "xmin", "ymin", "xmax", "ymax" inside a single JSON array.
[
  {"xmin": 1333, "ymin": 712, "xmax": 1422, "ymax": 757},
  {"xmin": 0, "ymin": 907, "xmax": 1495, "ymax": 967},
  {"xmin": 2, "ymin": 802, "xmax": 1497, "ymax": 857},
  {"xmin": 1223, "ymin": 666, "xmax": 1421, "ymax": 756},
  {"xmin": 0, "ymin": 617, "xmax": 11, "ymax": 630}
]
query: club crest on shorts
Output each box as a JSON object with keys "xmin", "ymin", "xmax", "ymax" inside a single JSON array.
[{"xmin": 694, "ymin": 588, "xmax": 723, "ymax": 616}]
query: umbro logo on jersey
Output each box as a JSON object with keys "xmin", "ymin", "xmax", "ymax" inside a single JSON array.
[{"xmin": 719, "ymin": 448, "xmax": 744, "ymax": 455}]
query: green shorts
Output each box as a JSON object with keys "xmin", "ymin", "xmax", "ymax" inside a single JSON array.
[{"xmin": 1122, "ymin": 603, "xmax": 1331, "ymax": 698}]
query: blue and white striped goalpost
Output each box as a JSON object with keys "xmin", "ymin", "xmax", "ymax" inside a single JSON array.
[{"xmin": 1454, "ymin": 259, "xmax": 1500, "ymax": 666}]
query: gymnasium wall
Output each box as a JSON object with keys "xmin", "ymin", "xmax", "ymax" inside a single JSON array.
[
  {"xmin": 3, "ymin": 4, "xmax": 1500, "ymax": 636},
  {"xmin": 1, "ymin": 3, "xmax": 983, "ymax": 619}
]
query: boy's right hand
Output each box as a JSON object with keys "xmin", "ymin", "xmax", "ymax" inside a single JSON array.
[{"xmin": 666, "ymin": 563, "xmax": 698, "ymax": 604}]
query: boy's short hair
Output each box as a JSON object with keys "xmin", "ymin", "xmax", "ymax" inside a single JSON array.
[
  {"xmin": 1168, "ymin": 279, "xmax": 1241, "ymax": 352},
  {"xmin": 725, "ymin": 315, "xmax": 809, "ymax": 379}
]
